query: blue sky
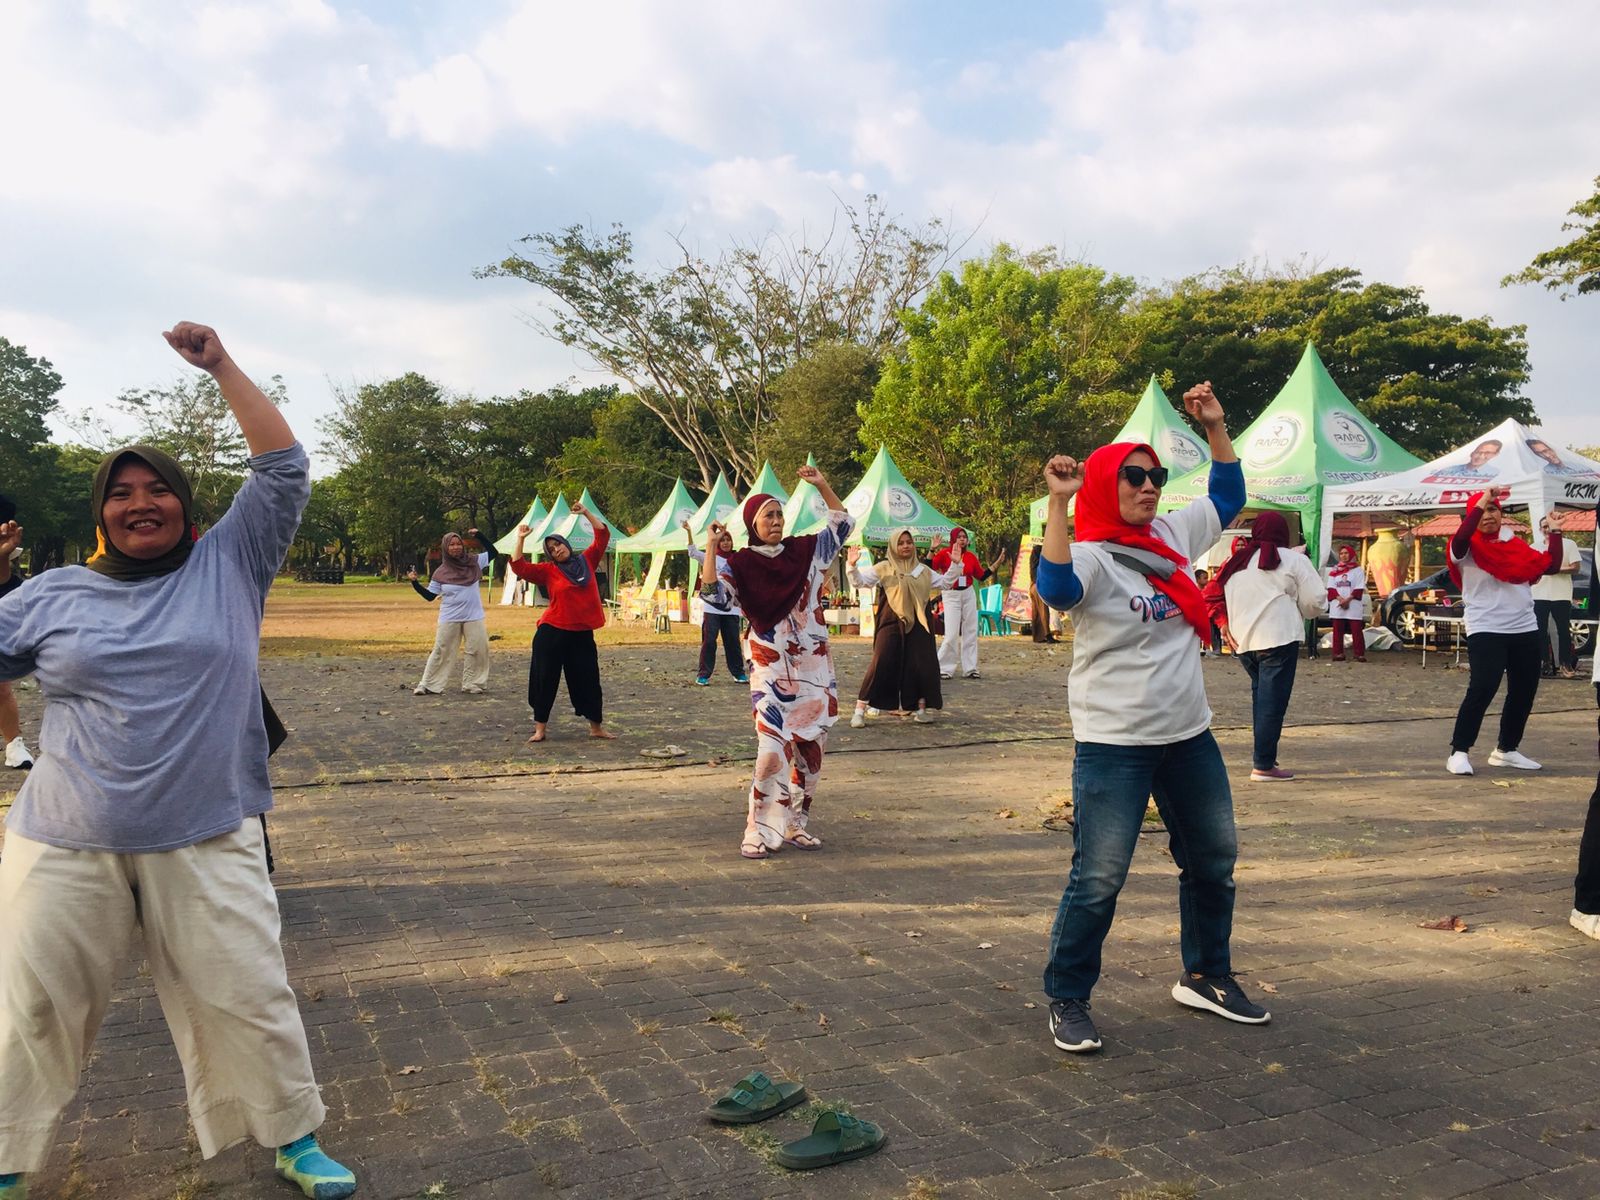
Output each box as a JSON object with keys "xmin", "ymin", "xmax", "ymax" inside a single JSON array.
[{"xmin": 3, "ymin": 0, "xmax": 1597, "ymax": 473}]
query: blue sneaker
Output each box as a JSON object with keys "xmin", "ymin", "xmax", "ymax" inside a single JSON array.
[
  {"xmin": 276, "ymin": 1135, "xmax": 356, "ymax": 1199},
  {"xmin": 733, "ymin": 674, "xmax": 749, "ymax": 684},
  {"xmin": 695, "ymin": 676, "xmax": 711, "ymax": 686},
  {"xmin": 0, "ymin": 1174, "xmax": 25, "ymax": 1198}
]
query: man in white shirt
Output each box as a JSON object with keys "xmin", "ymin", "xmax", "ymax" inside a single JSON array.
[
  {"xmin": 1531, "ymin": 528, "xmax": 1581, "ymax": 678},
  {"xmin": 1209, "ymin": 513, "xmax": 1326, "ymax": 781}
]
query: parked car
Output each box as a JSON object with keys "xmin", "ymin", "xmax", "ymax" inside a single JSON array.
[{"xmin": 1381, "ymin": 549, "xmax": 1593, "ymax": 655}]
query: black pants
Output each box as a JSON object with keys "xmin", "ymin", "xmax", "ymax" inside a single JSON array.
[
  {"xmin": 1238, "ymin": 641, "xmax": 1299, "ymax": 770},
  {"xmin": 1574, "ymin": 686, "xmax": 1600, "ymax": 914},
  {"xmin": 1534, "ymin": 598, "xmax": 1575, "ymax": 670},
  {"xmin": 1450, "ymin": 630, "xmax": 1542, "ymax": 753},
  {"xmin": 528, "ymin": 624, "xmax": 603, "ymax": 724},
  {"xmin": 698, "ymin": 613, "xmax": 744, "ymax": 679}
]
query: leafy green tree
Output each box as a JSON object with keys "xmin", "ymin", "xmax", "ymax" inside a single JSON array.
[
  {"xmin": 318, "ymin": 373, "xmax": 449, "ymax": 575},
  {"xmin": 477, "ymin": 197, "xmax": 959, "ymax": 488},
  {"xmin": 1503, "ymin": 175, "xmax": 1600, "ymax": 298},
  {"xmin": 0, "ymin": 337, "xmax": 65, "ymax": 533},
  {"xmin": 862, "ymin": 247, "xmax": 1147, "ymax": 553},
  {"xmin": 294, "ymin": 475, "xmax": 356, "ymax": 569},
  {"xmin": 1137, "ymin": 265, "xmax": 1533, "ymax": 457},
  {"xmin": 764, "ymin": 342, "xmax": 877, "ymax": 484},
  {"xmin": 19, "ymin": 443, "xmax": 101, "ymax": 568},
  {"xmin": 549, "ymin": 390, "xmax": 700, "ymax": 532}
]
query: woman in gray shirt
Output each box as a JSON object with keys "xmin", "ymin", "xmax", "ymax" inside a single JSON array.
[{"xmin": 0, "ymin": 324, "xmax": 356, "ymax": 1198}]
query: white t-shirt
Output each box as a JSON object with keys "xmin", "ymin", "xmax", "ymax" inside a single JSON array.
[
  {"xmin": 1065, "ymin": 500, "xmax": 1223, "ymax": 746},
  {"xmin": 428, "ymin": 552, "xmax": 490, "ymax": 623},
  {"xmin": 1324, "ymin": 564, "xmax": 1367, "ymax": 621},
  {"xmin": 688, "ymin": 546, "xmax": 741, "ymax": 616},
  {"xmin": 1450, "ymin": 529, "xmax": 1536, "ymax": 637},
  {"xmin": 1529, "ymin": 536, "xmax": 1579, "ymax": 603},
  {"xmin": 1223, "ymin": 549, "xmax": 1327, "ymax": 652}
]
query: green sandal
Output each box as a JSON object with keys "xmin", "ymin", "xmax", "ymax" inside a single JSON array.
[
  {"xmin": 775, "ymin": 1110, "xmax": 887, "ymax": 1170},
  {"xmin": 704, "ymin": 1071, "xmax": 808, "ymax": 1124}
]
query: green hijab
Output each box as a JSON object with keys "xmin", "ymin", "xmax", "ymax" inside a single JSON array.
[{"xmin": 86, "ymin": 445, "xmax": 196, "ymax": 581}]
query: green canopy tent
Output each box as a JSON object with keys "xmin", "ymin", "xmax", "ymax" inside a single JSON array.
[
  {"xmin": 533, "ymin": 488, "xmax": 626, "ymax": 597},
  {"xmin": 1027, "ymin": 377, "xmax": 1209, "ymax": 538},
  {"xmin": 670, "ymin": 473, "xmax": 743, "ymax": 595},
  {"xmin": 614, "ymin": 478, "xmax": 702, "ymax": 612},
  {"xmin": 841, "ymin": 445, "xmax": 962, "ymax": 547},
  {"xmin": 1158, "ymin": 342, "xmax": 1423, "ymax": 564},
  {"xmin": 736, "ymin": 461, "xmax": 791, "ymax": 548},
  {"xmin": 783, "ymin": 454, "xmax": 831, "ymax": 537},
  {"xmin": 494, "ymin": 494, "xmax": 546, "ymax": 604}
]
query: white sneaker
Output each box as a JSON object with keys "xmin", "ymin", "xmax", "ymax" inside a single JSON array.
[
  {"xmin": 850, "ymin": 710, "xmax": 866, "ymax": 729},
  {"xmin": 1446, "ymin": 751, "xmax": 1473, "ymax": 776},
  {"xmin": 4, "ymin": 737, "xmax": 33, "ymax": 769},
  {"xmin": 939, "ymin": 672, "xmax": 953, "ymax": 680},
  {"xmin": 1487, "ymin": 748, "xmax": 1541, "ymax": 770},
  {"xmin": 1570, "ymin": 909, "xmax": 1600, "ymax": 941}
]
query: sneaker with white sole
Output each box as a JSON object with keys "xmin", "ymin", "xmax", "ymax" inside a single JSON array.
[
  {"xmin": 1488, "ymin": 748, "xmax": 1541, "ymax": 770},
  {"xmin": 3, "ymin": 738, "xmax": 31, "ymax": 770},
  {"xmin": 1446, "ymin": 751, "xmax": 1473, "ymax": 776},
  {"xmin": 1570, "ymin": 909, "xmax": 1600, "ymax": 941},
  {"xmin": 1171, "ymin": 973, "xmax": 1271, "ymax": 1024},
  {"xmin": 850, "ymin": 710, "xmax": 867, "ymax": 729},
  {"xmin": 1048, "ymin": 998, "xmax": 1102, "ymax": 1052}
]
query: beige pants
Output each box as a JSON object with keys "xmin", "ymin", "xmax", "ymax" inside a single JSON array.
[
  {"xmin": 0, "ymin": 820, "xmax": 324, "ymax": 1173},
  {"xmin": 418, "ymin": 618, "xmax": 490, "ymax": 692}
]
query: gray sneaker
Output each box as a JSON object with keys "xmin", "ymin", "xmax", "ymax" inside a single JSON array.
[
  {"xmin": 1048, "ymin": 998, "xmax": 1102, "ymax": 1052},
  {"xmin": 1172, "ymin": 973, "xmax": 1271, "ymax": 1024}
]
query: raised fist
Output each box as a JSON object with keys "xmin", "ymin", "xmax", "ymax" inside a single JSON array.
[
  {"xmin": 1182, "ymin": 382, "xmax": 1225, "ymax": 429},
  {"xmin": 1044, "ymin": 455, "xmax": 1084, "ymax": 499},
  {"xmin": 163, "ymin": 322, "xmax": 232, "ymax": 373}
]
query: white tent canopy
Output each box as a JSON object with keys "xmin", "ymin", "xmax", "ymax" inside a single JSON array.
[{"xmin": 1318, "ymin": 418, "xmax": 1600, "ymax": 560}]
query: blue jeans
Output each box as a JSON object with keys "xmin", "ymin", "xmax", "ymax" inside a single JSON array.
[
  {"xmin": 1237, "ymin": 641, "xmax": 1299, "ymax": 770},
  {"xmin": 1043, "ymin": 731, "xmax": 1238, "ymax": 1001}
]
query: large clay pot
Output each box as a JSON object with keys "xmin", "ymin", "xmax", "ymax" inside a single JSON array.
[{"xmin": 1367, "ymin": 529, "xmax": 1409, "ymax": 597}]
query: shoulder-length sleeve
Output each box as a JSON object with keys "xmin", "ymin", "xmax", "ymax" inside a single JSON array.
[
  {"xmin": 849, "ymin": 557, "xmax": 882, "ymax": 587},
  {"xmin": 814, "ymin": 509, "xmax": 853, "ymax": 565},
  {"xmin": 582, "ymin": 524, "xmax": 610, "ymax": 567},
  {"xmin": 208, "ymin": 442, "xmax": 312, "ymax": 598},
  {"xmin": 0, "ymin": 580, "xmax": 39, "ymax": 682},
  {"xmin": 930, "ymin": 557, "xmax": 962, "ymax": 589},
  {"xmin": 511, "ymin": 558, "xmax": 555, "ymax": 586}
]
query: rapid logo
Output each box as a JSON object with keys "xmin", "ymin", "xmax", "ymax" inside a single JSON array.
[
  {"xmin": 1323, "ymin": 410, "xmax": 1378, "ymax": 464},
  {"xmin": 885, "ymin": 485, "xmax": 921, "ymax": 521},
  {"xmin": 1242, "ymin": 415, "xmax": 1302, "ymax": 471},
  {"xmin": 1162, "ymin": 429, "xmax": 1207, "ymax": 473}
]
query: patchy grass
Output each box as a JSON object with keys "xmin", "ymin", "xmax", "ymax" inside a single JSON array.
[
  {"xmin": 905, "ymin": 1179, "xmax": 942, "ymax": 1200},
  {"xmin": 706, "ymin": 1009, "xmax": 746, "ymax": 1035},
  {"xmin": 1115, "ymin": 1183, "xmax": 1200, "ymax": 1200}
]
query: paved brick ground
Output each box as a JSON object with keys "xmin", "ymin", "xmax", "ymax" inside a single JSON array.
[{"xmin": 3, "ymin": 646, "xmax": 1599, "ymax": 1199}]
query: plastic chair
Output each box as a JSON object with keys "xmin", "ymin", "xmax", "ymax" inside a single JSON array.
[{"xmin": 977, "ymin": 583, "xmax": 1008, "ymax": 635}]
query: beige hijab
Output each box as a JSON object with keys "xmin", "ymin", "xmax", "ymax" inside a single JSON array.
[{"xmin": 876, "ymin": 526, "xmax": 933, "ymax": 631}]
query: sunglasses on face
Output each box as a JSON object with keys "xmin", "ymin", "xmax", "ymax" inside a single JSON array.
[{"xmin": 1118, "ymin": 465, "xmax": 1169, "ymax": 488}]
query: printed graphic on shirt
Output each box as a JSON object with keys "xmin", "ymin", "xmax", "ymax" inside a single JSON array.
[{"xmin": 1129, "ymin": 592, "xmax": 1181, "ymax": 623}]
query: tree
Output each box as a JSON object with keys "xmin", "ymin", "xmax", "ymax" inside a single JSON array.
[
  {"xmin": 295, "ymin": 475, "xmax": 356, "ymax": 569},
  {"xmin": 1503, "ymin": 175, "xmax": 1600, "ymax": 298},
  {"xmin": 763, "ymin": 342, "xmax": 878, "ymax": 484},
  {"xmin": 477, "ymin": 196, "xmax": 962, "ymax": 488},
  {"xmin": 549, "ymin": 390, "xmax": 700, "ymax": 532},
  {"xmin": 1137, "ymin": 265, "xmax": 1533, "ymax": 457},
  {"xmin": 319, "ymin": 373, "xmax": 449, "ymax": 575},
  {"xmin": 862, "ymin": 247, "xmax": 1148, "ymax": 552},
  {"xmin": 0, "ymin": 337, "xmax": 65, "ymax": 530},
  {"xmin": 111, "ymin": 372, "xmax": 290, "ymax": 525}
]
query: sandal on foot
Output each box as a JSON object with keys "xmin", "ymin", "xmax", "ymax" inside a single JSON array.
[
  {"xmin": 783, "ymin": 830, "xmax": 823, "ymax": 850},
  {"xmin": 775, "ymin": 1110, "xmax": 887, "ymax": 1170},
  {"xmin": 740, "ymin": 840, "xmax": 771, "ymax": 859},
  {"xmin": 705, "ymin": 1071, "xmax": 808, "ymax": 1124}
]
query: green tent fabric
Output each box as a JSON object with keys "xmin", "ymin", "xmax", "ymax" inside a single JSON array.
[
  {"xmin": 744, "ymin": 461, "xmax": 790, "ymax": 506},
  {"xmin": 783, "ymin": 455, "xmax": 831, "ymax": 536},
  {"xmin": 670, "ymin": 472, "xmax": 742, "ymax": 552},
  {"xmin": 535, "ymin": 488, "xmax": 622, "ymax": 553},
  {"xmin": 1027, "ymin": 377, "xmax": 1209, "ymax": 537},
  {"xmin": 840, "ymin": 445, "xmax": 961, "ymax": 546},
  {"xmin": 494, "ymin": 495, "xmax": 547, "ymax": 554},
  {"xmin": 1158, "ymin": 342, "xmax": 1423, "ymax": 561},
  {"xmin": 614, "ymin": 478, "xmax": 702, "ymax": 553},
  {"xmin": 524, "ymin": 493, "xmax": 573, "ymax": 552}
]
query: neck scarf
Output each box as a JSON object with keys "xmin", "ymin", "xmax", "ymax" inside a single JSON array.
[
  {"xmin": 1074, "ymin": 441, "xmax": 1210, "ymax": 642},
  {"xmin": 430, "ymin": 532, "xmax": 483, "ymax": 587},
  {"xmin": 544, "ymin": 535, "xmax": 591, "ymax": 587},
  {"xmin": 728, "ymin": 493, "xmax": 818, "ymax": 632},
  {"xmin": 1328, "ymin": 546, "xmax": 1359, "ymax": 579},
  {"xmin": 85, "ymin": 446, "xmax": 196, "ymax": 581},
  {"xmin": 876, "ymin": 527, "xmax": 933, "ymax": 631},
  {"xmin": 1214, "ymin": 511, "xmax": 1291, "ymax": 591},
  {"xmin": 1448, "ymin": 493, "xmax": 1552, "ymax": 587}
]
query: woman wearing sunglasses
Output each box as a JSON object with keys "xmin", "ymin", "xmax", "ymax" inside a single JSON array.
[{"xmin": 1034, "ymin": 382, "xmax": 1268, "ymax": 1055}]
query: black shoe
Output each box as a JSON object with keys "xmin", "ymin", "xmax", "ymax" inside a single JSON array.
[
  {"xmin": 1171, "ymin": 973, "xmax": 1271, "ymax": 1024},
  {"xmin": 1048, "ymin": 998, "xmax": 1102, "ymax": 1052}
]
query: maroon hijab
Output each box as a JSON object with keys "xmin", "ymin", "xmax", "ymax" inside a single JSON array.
[
  {"xmin": 1214, "ymin": 511, "xmax": 1291, "ymax": 591},
  {"xmin": 727, "ymin": 494, "xmax": 818, "ymax": 633}
]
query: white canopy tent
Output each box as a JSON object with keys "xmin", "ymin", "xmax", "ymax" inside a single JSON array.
[{"xmin": 1317, "ymin": 418, "xmax": 1600, "ymax": 561}]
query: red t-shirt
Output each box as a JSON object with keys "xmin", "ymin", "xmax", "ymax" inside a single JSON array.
[
  {"xmin": 510, "ymin": 526, "xmax": 610, "ymax": 631},
  {"xmin": 930, "ymin": 548, "xmax": 983, "ymax": 590}
]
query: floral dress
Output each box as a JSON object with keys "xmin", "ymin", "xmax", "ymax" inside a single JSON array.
[{"xmin": 738, "ymin": 509, "xmax": 853, "ymax": 852}]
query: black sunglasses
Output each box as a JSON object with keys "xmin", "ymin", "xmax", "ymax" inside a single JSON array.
[{"xmin": 1118, "ymin": 465, "xmax": 1169, "ymax": 488}]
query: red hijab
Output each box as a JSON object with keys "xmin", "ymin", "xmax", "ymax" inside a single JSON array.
[
  {"xmin": 1214, "ymin": 511, "xmax": 1291, "ymax": 591},
  {"xmin": 1328, "ymin": 544, "xmax": 1359, "ymax": 579},
  {"xmin": 1074, "ymin": 442, "xmax": 1210, "ymax": 641},
  {"xmin": 727, "ymin": 493, "xmax": 819, "ymax": 633},
  {"xmin": 1448, "ymin": 493, "xmax": 1553, "ymax": 587}
]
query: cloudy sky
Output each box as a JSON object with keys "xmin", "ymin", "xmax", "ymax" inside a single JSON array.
[{"xmin": 4, "ymin": 0, "xmax": 1597, "ymax": 473}]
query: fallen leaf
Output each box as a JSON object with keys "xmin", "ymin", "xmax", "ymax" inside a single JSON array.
[
  {"xmin": 996, "ymin": 808, "xmax": 1016, "ymax": 819},
  {"xmin": 1259, "ymin": 982, "xmax": 1279, "ymax": 994},
  {"xmin": 552, "ymin": 992, "xmax": 569, "ymax": 1003},
  {"xmin": 1418, "ymin": 915, "xmax": 1469, "ymax": 933},
  {"xmin": 906, "ymin": 930, "xmax": 923, "ymax": 938},
  {"xmin": 1023, "ymin": 1002, "xmax": 1037, "ymax": 1009},
  {"xmin": 995, "ymin": 982, "xmax": 1015, "ymax": 991},
  {"xmin": 1492, "ymin": 780, "xmax": 1511, "ymax": 789},
  {"xmin": 977, "ymin": 941, "xmax": 994, "ymax": 950},
  {"xmin": 799, "ymin": 914, "xmax": 810, "ymax": 923},
  {"xmin": 397, "ymin": 1065, "xmax": 421, "ymax": 1075},
  {"xmin": 817, "ymin": 1013, "xmax": 830, "ymax": 1029}
]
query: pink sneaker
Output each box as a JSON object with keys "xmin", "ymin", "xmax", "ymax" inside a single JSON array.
[{"xmin": 1249, "ymin": 767, "xmax": 1295, "ymax": 782}]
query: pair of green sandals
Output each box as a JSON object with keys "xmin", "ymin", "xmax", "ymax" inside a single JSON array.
[{"xmin": 705, "ymin": 1071, "xmax": 887, "ymax": 1171}]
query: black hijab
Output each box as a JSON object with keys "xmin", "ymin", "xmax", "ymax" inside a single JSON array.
[{"xmin": 544, "ymin": 534, "xmax": 591, "ymax": 587}]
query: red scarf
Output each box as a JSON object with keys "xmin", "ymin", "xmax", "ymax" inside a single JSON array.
[
  {"xmin": 1448, "ymin": 493, "xmax": 1553, "ymax": 588},
  {"xmin": 1213, "ymin": 511, "xmax": 1290, "ymax": 591},
  {"xmin": 1328, "ymin": 546, "xmax": 1359, "ymax": 579},
  {"xmin": 727, "ymin": 493, "xmax": 819, "ymax": 633},
  {"xmin": 1074, "ymin": 442, "xmax": 1210, "ymax": 641}
]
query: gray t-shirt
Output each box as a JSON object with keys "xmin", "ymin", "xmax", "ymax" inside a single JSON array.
[{"xmin": 0, "ymin": 443, "xmax": 310, "ymax": 852}]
